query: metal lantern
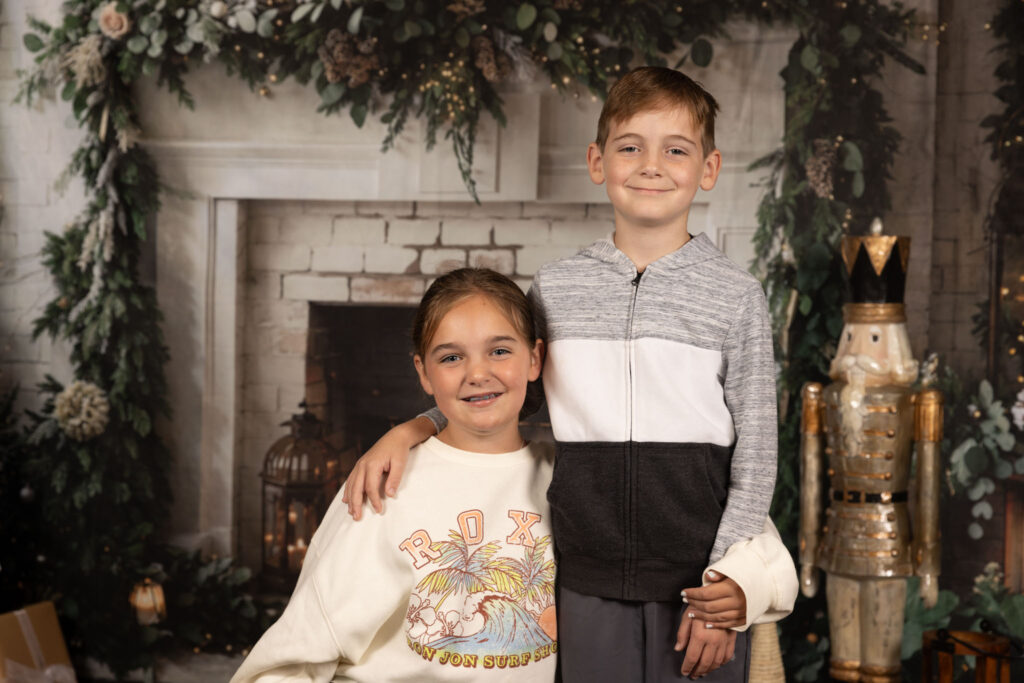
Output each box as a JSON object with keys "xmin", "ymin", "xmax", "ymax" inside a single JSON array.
[
  {"xmin": 129, "ymin": 578, "xmax": 166, "ymax": 625},
  {"xmin": 261, "ymin": 402, "xmax": 341, "ymax": 589}
]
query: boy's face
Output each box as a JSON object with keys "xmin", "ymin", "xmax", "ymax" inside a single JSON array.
[{"xmin": 587, "ymin": 106, "xmax": 721, "ymax": 235}]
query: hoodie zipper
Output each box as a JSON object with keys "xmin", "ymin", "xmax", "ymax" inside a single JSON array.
[{"xmin": 624, "ymin": 268, "xmax": 643, "ymax": 597}]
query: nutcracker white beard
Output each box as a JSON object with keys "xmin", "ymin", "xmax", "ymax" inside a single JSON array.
[{"xmin": 829, "ymin": 322, "xmax": 919, "ymax": 386}]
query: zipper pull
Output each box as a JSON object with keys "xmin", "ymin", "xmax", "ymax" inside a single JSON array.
[{"xmin": 632, "ymin": 270, "xmax": 643, "ymax": 286}]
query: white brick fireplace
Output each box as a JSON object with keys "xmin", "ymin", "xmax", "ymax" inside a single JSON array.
[{"xmin": 134, "ymin": 24, "xmax": 792, "ymax": 571}]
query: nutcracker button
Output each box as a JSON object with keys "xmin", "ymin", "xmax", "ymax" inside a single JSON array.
[
  {"xmin": 823, "ymin": 425, "xmax": 829, "ymax": 433},
  {"xmin": 887, "ymin": 512, "xmax": 896, "ymax": 521},
  {"xmin": 887, "ymin": 429, "xmax": 895, "ymax": 438},
  {"xmin": 889, "ymin": 406, "xmax": 897, "ymax": 413},
  {"xmin": 825, "ymin": 447, "xmax": 833, "ymax": 455},
  {"xmin": 885, "ymin": 452, "xmax": 894, "ymax": 460},
  {"xmin": 889, "ymin": 532, "xmax": 897, "ymax": 539},
  {"xmin": 884, "ymin": 472, "xmax": 893, "ymax": 480},
  {"xmin": 823, "ymin": 526, "xmax": 829, "ymax": 533},
  {"xmin": 828, "ymin": 468, "xmax": 835, "ymax": 476},
  {"xmin": 891, "ymin": 549, "xmax": 899, "ymax": 557}
]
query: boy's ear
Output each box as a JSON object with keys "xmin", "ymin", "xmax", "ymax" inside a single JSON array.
[
  {"xmin": 699, "ymin": 149, "xmax": 723, "ymax": 191},
  {"xmin": 528, "ymin": 339, "xmax": 544, "ymax": 382},
  {"xmin": 586, "ymin": 142, "xmax": 606, "ymax": 185},
  {"xmin": 413, "ymin": 355, "xmax": 434, "ymax": 396}
]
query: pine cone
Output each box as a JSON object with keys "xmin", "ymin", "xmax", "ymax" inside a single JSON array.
[
  {"xmin": 319, "ymin": 29, "xmax": 355, "ymax": 84},
  {"xmin": 805, "ymin": 138, "xmax": 837, "ymax": 199},
  {"xmin": 473, "ymin": 36, "xmax": 500, "ymax": 83},
  {"xmin": 447, "ymin": 0, "xmax": 485, "ymax": 19}
]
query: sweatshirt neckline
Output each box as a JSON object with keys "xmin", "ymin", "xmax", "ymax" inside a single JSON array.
[
  {"xmin": 423, "ymin": 436, "xmax": 534, "ymax": 467},
  {"xmin": 581, "ymin": 231, "xmax": 721, "ymax": 272}
]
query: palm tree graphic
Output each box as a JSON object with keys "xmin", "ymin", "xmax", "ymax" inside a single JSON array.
[
  {"xmin": 416, "ymin": 529, "xmax": 525, "ymax": 611},
  {"xmin": 507, "ymin": 534, "xmax": 555, "ymax": 616}
]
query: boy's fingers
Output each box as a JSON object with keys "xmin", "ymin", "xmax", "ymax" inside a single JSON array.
[
  {"xmin": 680, "ymin": 637, "xmax": 703, "ymax": 678},
  {"xmin": 385, "ymin": 458, "xmax": 407, "ymax": 498},
  {"xmin": 675, "ymin": 612, "xmax": 694, "ymax": 651},
  {"xmin": 346, "ymin": 469, "xmax": 365, "ymax": 520}
]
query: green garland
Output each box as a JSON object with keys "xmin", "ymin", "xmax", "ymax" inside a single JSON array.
[{"xmin": 10, "ymin": 0, "xmax": 925, "ymax": 678}]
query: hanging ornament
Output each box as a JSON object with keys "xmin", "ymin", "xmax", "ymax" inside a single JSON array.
[
  {"xmin": 19, "ymin": 484, "xmax": 34, "ymax": 502},
  {"xmin": 54, "ymin": 380, "xmax": 110, "ymax": 442}
]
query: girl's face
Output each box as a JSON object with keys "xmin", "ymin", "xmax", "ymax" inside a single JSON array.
[{"xmin": 414, "ymin": 294, "xmax": 543, "ymax": 454}]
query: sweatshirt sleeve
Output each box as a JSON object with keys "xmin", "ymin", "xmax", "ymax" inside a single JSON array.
[
  {"xmin": 711, "ymin": 281, "xmax": 778, "ymax": 561},
  {"xmin": 231, "ymin": 495, "xmax": 412, "ymax": 682},
  {"xmin": 704, "ymin": 517, "xmax": 797, "ymax": 631}
]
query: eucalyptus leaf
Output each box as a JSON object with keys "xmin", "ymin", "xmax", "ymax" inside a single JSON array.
[
  {"xmin": 967, "ymin": 478, "xmax": 989, "ymax": 501},
  {"xmin": 455, "ymin": 26, "xmax": 470, "ymax": 48},
  {"xmin": 140, "ymin": 13, "xmax": 161, "ymax": 35},
  {"xmin": 310, "ymin": 3, "xmax": 325, "ymax": 24},
  {"xmin": 291, "ymin": 3, "xmax": 315, "ymax": 23},
  {"xmin": 840, "ymin": 25, "xmax": 861, "ymax": 47},
  {"xmin": 186, "ymin": 21, "xmax": 206, "ymax": 43},
  {"xmin": 151, "ymin": 29, "xmax": 167, "ymax": 47},
  {"xmin": 996, "ymin": 430, "xmax": 1015, "ymax": 451},
  {"xmin": 979, "ymin": 379, "xmax": 994, "ymax": 407},
  {"xmin": 146, "ymin": 42, "xmax": 163, "ymax": 58},
  {"xmin": 968, "ymin": 522, "xmax": 984, "ymax": 540},
  {"xmin": 543, "ymin": 22, "xmax": 557, "ymax": 42},
  {"xmin": 22, "ymin": 33, "xmax": 43, "ymax": 52},
  {"xmin": 350, "ymin": 104, "xmax": 368, "ymax": 127},
  {"xmin": 799, "ymin": 294, "xmax": 812, "ymax": 316},
  {"xmin": 546, "ymin": 41, "xmax": 562, "ymax": 61},
  {"xmin": 800, "ymin": 44, "xmax": 819, "ymax": 73},
  {"xmin": 236, "ymin": 10, "xmax": 257, "ymax": 33},
  {"xmin": 386, "ymin": 0, "xmax": 404, "ymax": 9},
  {"xmin": 61, "ymin": 80, "xmax": 77, "ymax": 102},
  {"xmin": 1016, "ymin": 456, "xmax": 1024, "ymax": 474},
  {"xmin": 127, "ymin": 35, "xmax": 149, "ymax": 54},
  {"xmin": 187, "ymin": 8, "xmax": 199, "ymax": 24},
  {"xmin": 320, "ymin": 82, "xmax": 346, "ymax": 106},
  {"xmin": 691, "ymin": 38, "xmax": 713, "ymax": 67},
  {"xmin": 331, "ymin": 0, "xmax": 342, "ymax": 9},
  {"xmin": 841, "ymin": 141, "xmax": 863, "ymax": 172},
  {"xmin": 994, "ymin": 458, "xmax": 1014, "ymax": 479},
  {"xmin": 257, "ymin": 15, "xmax": 274, "ymax": 38},
  {"xmin": 516, "ymin": 3, "xmax": 537, "ymax": 30},
  {"xmin": 972, "ymin": 500, "xmax": 993, "ymax": 520},
  {"xmin": 404, "ymin": 20, "xmax": 421, "ymax": 38},
  {"xmin": 852, "ymin": 171, "xmax": 865, "ymax": 198},
  {"xmin": 142, "ymin": 57, "xmax": 157, "ymax": 75},
  {"xmin": 965, "ymin": 445, "xmax": 988, "ymax": 475},
  {"xmin": 174, "ymin": 39, "xmax": 194, "ymax": 54},
  {"xmin": 347, "ymin": 6, "xmax": 363, "ymax": 34}
]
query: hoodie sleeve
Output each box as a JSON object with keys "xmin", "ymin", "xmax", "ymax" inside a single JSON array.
[{"xmin": 704, "ymin": 517, "xmax": 798, "ymax": 631}]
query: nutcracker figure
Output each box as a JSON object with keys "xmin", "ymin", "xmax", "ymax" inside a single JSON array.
[{"xmin": 799, "ymin": 220, "xmax": 943, "ymax": 682}]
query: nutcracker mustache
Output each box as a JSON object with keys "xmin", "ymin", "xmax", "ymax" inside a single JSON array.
[{"xmin": 837, "ymin": 354, "xmax": 890, "ymax": 376}]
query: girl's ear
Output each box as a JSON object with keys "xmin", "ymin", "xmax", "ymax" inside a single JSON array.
[
  {"xmin": 528, "ymin": 339, "xmax": 544, "ymax": 382},
  {"xmin": 413, "ymin": 355, "xmax": 434, "ymax": 396}
]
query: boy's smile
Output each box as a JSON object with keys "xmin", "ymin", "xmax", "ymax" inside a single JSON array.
[
  {"xmin": 414, "ymin": 294, "xmax": 542, "ymax": 454},
  {"xmin": 587, "ymin": 106, "xmax": 721, "ymax": 238}
]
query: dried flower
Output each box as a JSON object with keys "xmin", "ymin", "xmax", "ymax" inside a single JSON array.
[
  {"xmin": 446, "ymin": 0, "xmax": 485, "ymax": 19},
  {"xmin": 472, "ymin": 36, "xmax": 510, "ymax": 83},
  {"xmin": 55, "ymin": 380, "xmax": 110, "ymax": 441},
  {"xmin": 62, "ymin": 34, "xmax": 106, "ymax": 89},
  {"xmin": 805, "ymin": 138, "xmax": 837, "ymax": 199},
  {"xmin": 318, "ymin": 29, "xmax": 378, "ymax": 88},
  {"xmin": 99, "ymin": 2, "xmax": 132, "ymax": 40}
]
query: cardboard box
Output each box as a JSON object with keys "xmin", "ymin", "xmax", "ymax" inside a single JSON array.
[{"xmin": 0, "ymin": 601, "xmax": 75, "ymax": 680}]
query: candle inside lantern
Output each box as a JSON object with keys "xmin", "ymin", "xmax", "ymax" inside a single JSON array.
[{"xmin": 129, "ymin": 578, "xmax": 167, "ymax": 625}]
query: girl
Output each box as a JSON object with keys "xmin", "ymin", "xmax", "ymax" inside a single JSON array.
[{"xmin": 232, "ymin": 268, "xmax": 557, "ymax": 682}]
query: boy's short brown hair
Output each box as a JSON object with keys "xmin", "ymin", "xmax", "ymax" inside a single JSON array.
[{"xmin": 596, "ymin": 66, "xmax": 720, "ymax": 157}]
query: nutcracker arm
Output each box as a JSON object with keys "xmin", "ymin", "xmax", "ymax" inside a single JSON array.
[
  {"xmin": 799, "ymin": 382, "xmax": 825, "ymax": 597},
  {"xmin": 914, "ymin": 388, "xmax": 943, "ymax": 605}
]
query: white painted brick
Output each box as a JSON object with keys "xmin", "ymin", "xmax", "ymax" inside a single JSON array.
[
  {"xmin": 246, "ymin": 271, "xmax": 282, "ymax": 300},
  {"xmin": 276, "ymin": 330, "xmax": 308, "ymax": 355},
  {"xmin": 245, "ymin": 384, "xmax": 278, "ymax": 413},
  {"xmin": 244, "ymin": 355, "xmax": 306, "ymax": 387},
  {"xmin": 469, "ymin": 249, "xmax": 514, "ymax": 275},
  {"xmin": 247, "ymin": 200, "xmax": 307, "ymax": 217},
  {"xmin": 516, "ymin": 245, "xmax": 580, "ymax": 276},
  {"xmin": 1, "ymin": 335, "xmax": 41, "ymax": 362},
  {"xmin": 357, "ymin": 201, "xmax": 414, "ymax": 217},
  {"xmin": 304, "ymin": 200, "xmax": 356, "ymax": 215},
  {"xmin": 586, "ymin": 203, "xmax": 616, "ymax": 220},
  {"xmin": 278, "ymin": 384, "xmax": 307, "ymax": 413},
  {"xmin": 389, "ymin": 219, "xmax": 440, "ymax": 245},
  {"xmin": 523, "ymin": 203, "xmax": 587, "ymax": 218},
  {"xmin": 416, "ymin": 201, "xmax": 522, "ymax": 218},
  {"xmin": 248, "ymin": 299, "xmax": 310, "ymax": 328},
  {"xmin": 0, "ymin": 232, "xmax": 16, "ymax": 253},
  {"xmin": 312, "ymin": 246, "xmax": 363, "ymax": 272},
  {"xmin": 250, "ymin": 244, "xmax": 310, "ymax": 271},
  {"xmin": 333, "ymin": 217, "xmax": 386, "ymax": 245},
  {"xmin": 281, "ymin": 214, "xmax": 333, "ymax": 246},
  {"xmin": 493, "ymin": 219, "xmax": 551, "ymax": 246},
  {"xmin": 350, "ymin": 277, "xmax": 425, "ymax": 304},
  {"xmin": 365, "ymin": 246, "xmax": 418, "ymax": 273},
  {"xmin": 550, "ymin": 219, "xmax": 613, "ymax": 247},
  {"xmin": 441, "ymin": 219, "xmax": 493, "ymax": 245},
  {"xmin": 420, "ymin": 248, "xmax": 467, "ymax": 275},
  {"xmin": 249, "ymin": 215, "xmax": 281, "ymax": 244},
  {"xmin": 283, "ymin": 274, "xmax": 350, "ymax": 302}
]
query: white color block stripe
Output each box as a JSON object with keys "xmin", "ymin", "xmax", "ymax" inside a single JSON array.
[{"xmin": 545, "ymin": 338, "xmax": 735, "ymax": 445}]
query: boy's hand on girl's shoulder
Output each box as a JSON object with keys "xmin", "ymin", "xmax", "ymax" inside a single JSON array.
[
  {"xmin": 679, "ymin": 570, "xmax": 746, "ymax": 628},
  {"xmin": 676, "ymin": 617, "xmax": 736, "ymax": 679}
]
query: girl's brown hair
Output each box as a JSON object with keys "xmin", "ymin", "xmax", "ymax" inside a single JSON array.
[
  {"xmin": 412, "ymin": 268, "xmax": 536, "ymax": 359},
  {"xmin": 595, "ymin": 66, "xmax": 719, "ymax": 156}
]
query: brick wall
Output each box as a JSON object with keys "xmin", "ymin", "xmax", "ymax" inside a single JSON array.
[{"xmin": 236, "ymin": 199, "xmax": 612, "ymax": 568}]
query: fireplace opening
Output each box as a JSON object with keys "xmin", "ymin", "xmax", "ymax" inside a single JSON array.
[{"xmin": 306, "ymin": 303, "xmax": 552, "ymax": 461}]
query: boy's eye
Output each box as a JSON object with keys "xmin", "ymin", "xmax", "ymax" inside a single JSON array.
[
  {"xmin": 668, "ymin": 148, "xmax": 687, "ymax": 156},
  {"xmin": 620, "ymin": 145, "xmax": 640, "ymax": 153},
  {"xmin": 492, "ymin": 348, "xmax": 511, "ymax": 357}
]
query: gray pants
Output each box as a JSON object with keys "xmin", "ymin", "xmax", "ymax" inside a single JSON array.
[{"xmin": 558, "ymin": 587, "xmax": 750, "ymax": 682}]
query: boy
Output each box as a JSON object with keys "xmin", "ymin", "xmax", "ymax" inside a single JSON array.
[{"xmin": 346, "ymin": 67, "xmax": 784, "ymax": 681}]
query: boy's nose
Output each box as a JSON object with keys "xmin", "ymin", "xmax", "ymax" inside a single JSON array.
[{"xmin": 640, "ymin": 152, "xmax": 663, "ymax": 175}]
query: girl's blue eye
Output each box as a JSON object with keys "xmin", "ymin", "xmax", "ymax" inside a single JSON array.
[{"xmin": 439, "ymin": 354, "xmax": 460, "ymax": 363}]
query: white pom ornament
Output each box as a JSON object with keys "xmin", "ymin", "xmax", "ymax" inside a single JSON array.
[{"xmin": 54, "ymin": 380, "xmax": 110, "ymax": 442}]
